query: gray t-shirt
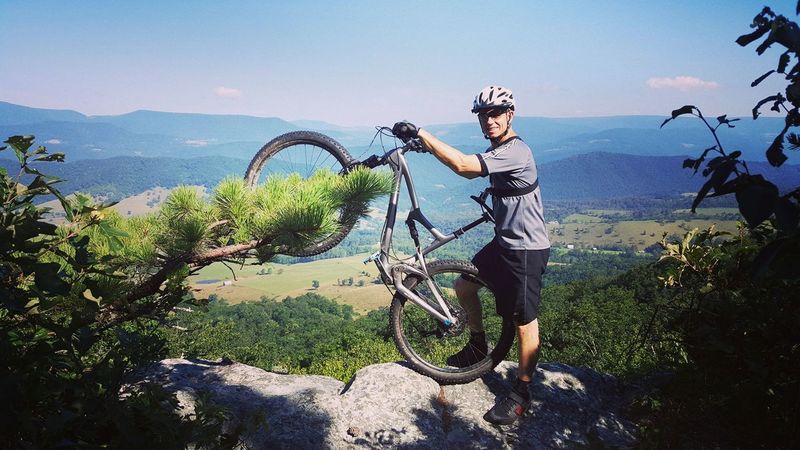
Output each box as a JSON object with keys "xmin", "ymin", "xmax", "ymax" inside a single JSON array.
[{"xmin": 476, "ymin": 137, "xmax": 550, "ymax": 250}]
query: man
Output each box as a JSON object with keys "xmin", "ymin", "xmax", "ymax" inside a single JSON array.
[{"xmin": 392, "ymin": 85, "xmax": 550, "ymax": 425}]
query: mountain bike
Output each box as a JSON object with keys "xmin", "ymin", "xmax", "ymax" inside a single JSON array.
[{"xmin": 245, "ymin": 129, "xmax": 514, "ymax": 384}]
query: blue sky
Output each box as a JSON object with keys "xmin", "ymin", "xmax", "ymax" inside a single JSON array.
[{"xmin": 0, "ymin": 1, "xmax": 796, "ymax": 126}]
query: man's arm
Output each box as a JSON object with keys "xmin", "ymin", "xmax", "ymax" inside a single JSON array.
[{"xmin": 417, "ymin": 129, "xmax": 483, "ymax": 179}]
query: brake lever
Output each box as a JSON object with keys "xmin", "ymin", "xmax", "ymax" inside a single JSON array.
[
  {"xmin": 362, "ymin": 154, "xmax": 380, "ymax": 167},
  {"xmin": 343, "ymin": 154, "xmax": 383, "ymax": 173},
  {"xmin": 406, "ymin": 139, "xmax": 426, "ymax": 153}
]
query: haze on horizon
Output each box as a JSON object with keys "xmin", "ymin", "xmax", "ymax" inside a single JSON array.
[{"xmin": 0, "ymin": 0, "xmax": 796, "ymax": 127}]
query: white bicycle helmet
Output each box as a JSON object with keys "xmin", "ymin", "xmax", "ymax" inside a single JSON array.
[{"xmin": 471, "ymin": 86, "xmax": 515, "ymax": 113}]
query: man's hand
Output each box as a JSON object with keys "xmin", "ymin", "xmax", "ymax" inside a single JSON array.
[{"xmin": 392, "ymin": 121, "xmax": 419, "ymax": 142}]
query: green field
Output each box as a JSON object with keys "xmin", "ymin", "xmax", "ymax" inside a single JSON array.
[
  {"xmin": 585, "ymin": 209, "xmax": 629, "ymax": 216},
  {"xmin": 563, "ymin": 213, "xmax": 606, "ymax": 223},
  {"xmin": 89, "ymin": 188, "xmax": 742, "ymax": 310},
  {"xmin": 672, "ymin": 207, "xmax": 740, "ymax": 216},
  {"xmin": 549, "ymin": 217, "xmax": 739, "ymax": 250},
  {"xmin": 189, "ymin": 254, "xmax": 394, "ymax": 314},
  {"xmin": 188, "ymin": 214, "xmax": 741, "ymax": 311}
]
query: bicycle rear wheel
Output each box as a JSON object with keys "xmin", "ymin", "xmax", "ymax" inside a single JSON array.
[
  {"xmin": 390, "ymin": 259, "xmax": 515, "ymax": 384},
  {"xmin": 245, "ymin": 131, "xmax": 355, "ymax": 256}
]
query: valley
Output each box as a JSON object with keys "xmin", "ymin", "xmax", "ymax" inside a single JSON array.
[{"xmin": 185, "ymin": 204, "xmax": 741, "ymax": 311}]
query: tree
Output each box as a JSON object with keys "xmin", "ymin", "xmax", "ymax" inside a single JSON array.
[
  {"xmin": 661, "ymin": 5, "xmax": 799, "ymax": 278},
  {"xmin": 651, "ymin": 4, "xmax": 800, "ymax": 446},
  {"xmin": 311, "ymin": 280, "xmax": 320, "ymax": 289},
  {"xmin": 0, "ymin": 135, "xmax": 391, "ymax": 447}
]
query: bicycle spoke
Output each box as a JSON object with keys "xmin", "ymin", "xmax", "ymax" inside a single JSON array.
[
  {"xmin": 397, "ymin": 266, "xmax": 505, "ymax": 371},
  {"xmin": 244, "ymin": 131, "xmax": 355, "ymax": 256}
]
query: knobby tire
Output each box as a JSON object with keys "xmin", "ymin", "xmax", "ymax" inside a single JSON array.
[
  {"xmin": 244, "ymin": 131, "xmax": 355, "ymax": 257},
  {"xmin": 390, "ymin": 259, "xmax": 515, "ymax": 385}
]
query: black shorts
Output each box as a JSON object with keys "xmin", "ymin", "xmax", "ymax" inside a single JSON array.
[{"xmin": 466, "ymin": 239, "xmax": 550, "ymax": 325}]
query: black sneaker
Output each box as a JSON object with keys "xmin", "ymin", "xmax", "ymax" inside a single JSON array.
[
  {"xmin": 446, "ymin": 336, "xmax": 488, "ymax": 368},
  {"xmin": 483, "ymin": 391, "xmax": 530, "ymax": 425}
]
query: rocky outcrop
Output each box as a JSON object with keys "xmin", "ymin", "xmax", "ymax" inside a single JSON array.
[{"xmin": 139, "ymin": 358, "xmax": 638, "ymax": 449}]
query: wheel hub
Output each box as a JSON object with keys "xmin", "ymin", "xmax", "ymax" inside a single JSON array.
[{"xmin": 441, "ymin": 307, "xmax": 467, "ymax": 337}]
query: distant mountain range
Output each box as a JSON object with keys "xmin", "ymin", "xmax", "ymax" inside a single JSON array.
[
  {"xmin": 1, "ymin": 101, "xmax": 798, "ymax": 205},
  {"xmin": 3, "ymin": 151, "xmax": 797, "ymax": 206},
  {"xmin": 0, "ymin": 101, "xmax": 790, "ymax": 163}
]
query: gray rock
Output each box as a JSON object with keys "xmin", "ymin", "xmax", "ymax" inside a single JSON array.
[{"xmin": 138, "ymin": 358, "xmax": 638, "ymax": 449}]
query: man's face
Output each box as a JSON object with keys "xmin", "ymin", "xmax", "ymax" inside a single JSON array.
[{"xmin": 478, "ymin": 108, "xmax": 513, "ymax": 140}]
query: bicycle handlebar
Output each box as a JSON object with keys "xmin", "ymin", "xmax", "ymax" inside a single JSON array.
[{"xmin": 350, "ymin": 138, "xmax": 426, "ymax": 170}]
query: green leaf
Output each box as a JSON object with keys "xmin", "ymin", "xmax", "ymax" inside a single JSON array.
[
  {"xmin": 698, "ymin": 155, "xmax": 737, "ymax": 201},
  {"xmin": 751, "ymin": 238, "xmax": 787, "ymax": 278},
  {"xmin": 774, "ymin": 197, "xmax": 799, "ymax": 231},
  {"xmin": 75, "ymin": 244, "xmax": 90, "ymax": 266},
  {"xmin": 34, "ymin": 152, "xmax": 65, "ymax": 163},
  {"xmin": 735, "ymin": 176, "xmax": 779, "ymax": 228},
  {"xmin": 671, "ymin": 105, "xmax": 695, "ymax": 118},
  {"xmin": 34, "ymin": 262, "xmax": 71, "ymax": 296},
  {"xmin": 22, "ymin": 165, "xmax": 44, "ymax": 176},
  {"xmin": 75, "ymin": 326, "xmax": 98, "ymax": 353},
  {"xmin": 4, "ymin": 135, "xmax": 35, "ymax": 152},
  {"xmin": 751, "ymin": 70, "xmax": 775, "ymax": 87},
  {"xmin": 752, "ymin": 94, "xmax": 782, "ymax": 119},
  {"xmin": 26, "ymin": 175, "xmax": 49, "ymax": 192},
  {"xmin": 778, "ymin": 51, "xmax": 791, "ymax": 73},
  {"xmin": 661, "ymin": 105, "xmax": 696, "ymax": 128},
  {"xmin": 699, "ymin": 283, "xmax": 714, "ymax": 294},
  {"xmin": 82, "ymin": 289, "xmax": 102, "ymax": 305},
  {"xmin": 710, "ymin": 160, "xmax": 737, "ymax": 192},
  {"xmin": 705, "ymin": 178, "xmax": 739, "ymax": 198},
  {"xmin": 736, "ymin": 25, "xmax": 770, "ymax": 47},
  {"xmin": 37, "ymin": 220, "xmax": 58, "ymax": 236},
  {"xmin": 45, "ymin": 184, "xmax": 73, "ymax": 221},
  {"xmin": 766, "ymin": 133, "xmax": 788, "ymax": 167},
  {"xmin": 98, "ymin": 221, "xmax": 130, "ymax": 238}
]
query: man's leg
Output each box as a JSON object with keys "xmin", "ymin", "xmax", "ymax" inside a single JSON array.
[
  {"xmin": 483, "ymin": 319, "xmax": 539, "ymax": 425},
  {"xmin": 484, "ymin": 248, "xmax": 548, "ymax": 425},
  {"xmin": 454, "ymin": 277, "xmax": 483, "ymax": 332},
  {"xmin": 516, "ymin": 318, "xmax": 540, "ymax": 382},
  {"xmin": 447, "ymin": 277, "xmax": 487, "ymax": 367}
]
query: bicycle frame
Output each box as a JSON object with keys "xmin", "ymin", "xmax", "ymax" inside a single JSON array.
[{"xmin": 363, "ymin": 143, "xmax": 492, "ymax": 326}]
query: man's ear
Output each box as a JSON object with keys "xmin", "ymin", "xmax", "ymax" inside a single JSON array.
[{"xmin": 507, "ymin": 109, "xmax": 515, "ymax": 124}]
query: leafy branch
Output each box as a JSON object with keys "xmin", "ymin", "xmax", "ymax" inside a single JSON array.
[{"xmin": 1, "ymin": 134, "xmax": 392, "ymax": 446}]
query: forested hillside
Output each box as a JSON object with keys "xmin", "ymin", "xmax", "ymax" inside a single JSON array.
[{"xmin": 0, "ymin": 155, "xmax": 247, "ymax": 200}]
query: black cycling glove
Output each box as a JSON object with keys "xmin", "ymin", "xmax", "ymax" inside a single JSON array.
[{"xmin": 392, "ymin": 121, "xmax": 419, "ymax": 142}]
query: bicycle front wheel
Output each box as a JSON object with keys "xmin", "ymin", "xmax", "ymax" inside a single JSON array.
[
  {"xmin": 390, "ymin": 259, "xmax": 515, "ymax": 385},
  {"xmin": 244, "ymin": 131, "xmax": 355, "ymax": 256}
]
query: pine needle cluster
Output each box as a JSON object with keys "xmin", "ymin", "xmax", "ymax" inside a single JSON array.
[{"xmin": 98, "ymin": 167, "xmax": 392, "ymax": 272}]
